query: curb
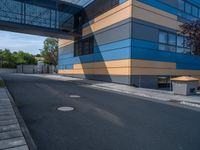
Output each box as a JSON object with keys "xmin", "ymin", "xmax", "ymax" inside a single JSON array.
[{"xmin": 5, "ymin": 86, "xmax": 38, "ymax": 150}]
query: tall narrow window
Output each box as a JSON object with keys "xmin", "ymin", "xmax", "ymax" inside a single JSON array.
[
  {"xmin": 168, "ymin": 33, "xmax": 176, "ymax": 52},
  {"xmin": 168, "ymin": 33, "xmax": 176, "ymax": 45},
  {"xmin": 179, "ymin": 0, "xmax": 185, "ymax": 11},
  {"xmin": 185, "ymin": 3, "xmax": 192, "ymax": 14},
  {"xmin": 199, "ymin": 9, "xmax": 200, "ymax": 18},
  {"xmin": 177, "ymin": 36, "xmax": 184, "ymax": 47},
  {"xmin": 159, "ymin": 31, "xmax": 168, "ymax": 51},
  {"xmin": 192, "ymin": 6, "xmax": 198, "ymax": 17},
  {"xmin": 159, "ymin": 31, "xmax": 168, "ymax": 44}
]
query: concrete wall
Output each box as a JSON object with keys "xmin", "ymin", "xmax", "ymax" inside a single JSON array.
[
  {"xmin": 17, "ymin": 65, "xmax": 56, "ymax": 74},
  {"xmin": 0, "ymin": 68, "xmax": 16, "ymax": 74}
]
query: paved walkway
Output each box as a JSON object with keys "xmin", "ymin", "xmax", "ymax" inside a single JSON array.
[
  {"xmin": 85, "ymin": 81, "xmax": 200, "ymax": 104},
  {"xmin": 0, "ymin": 88, "xmax": 29, "ymax": 150},
  {"xmin": 28, "ymin": 74, "xmax": 200, "ymax": 104}
]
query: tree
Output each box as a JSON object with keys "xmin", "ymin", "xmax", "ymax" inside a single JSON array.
[
  {"xmin": 15, "ymin": 51, "xmax": 36, "ymax": 65},
  {"xmin": 0, "ymin": 49, "xmax": 16, "ymax": 68},
  {"xmin": 41, "ymin": 38, "xmax": 58, "ymax": 65},
  {"xmin": 0, "ymin": 49, "xmax": 36, "ymax": 68},
  {"xmin": 35, "ymin": 54, "xmax": 41, "ymax": 57},
  {"xmin": 180, "ymin": 20, "xmax": 200, "ymax": 55}
]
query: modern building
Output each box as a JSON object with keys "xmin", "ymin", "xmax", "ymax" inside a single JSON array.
[{"xmin": 58, "ymin": 0, "xmax": 200, "ymax": 89}]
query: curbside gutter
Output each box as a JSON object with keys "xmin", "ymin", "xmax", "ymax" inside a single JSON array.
[
  {"xmin": 1, "ymin": 76, "xmax": 38, "ymax": 150},
  {"xmin": 6, "ymin": 88, "xmax": 38, "ymax": 150}
]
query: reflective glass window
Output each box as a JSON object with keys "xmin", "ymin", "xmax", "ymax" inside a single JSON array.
[
  {"xmin": 192, "ymin": 6, "xmax": 198, "ymax": 17},
  {"xmin": 159, "ymin": 31, "xmax": 168, "ymax": 44},
  {"xmin": 168, "ymin": 46, "xmax": 176, "ymax": 52},
  {"xmin": 159, "ymin": 44, "xmax": 168, "ymax": 51},
  {"xmin": 179, "ymin": 0, "xmax": 185, "ymax": 11},
  {"xmin": 185, "ymin": 3, "xmax": 192, "ymax": 14},
  {"xmin": 168, "ymin": 33, "xmax": 176, "ymax": 45},
  {"xmin": 177, "ymin": 36, "xmax": 184, "ymax": 47},
  {"xmin": 177, "ymin": 47, "xmax": 184, "ymax": 53},
  {"xmin": 199, "ymin": 9, "xmax": 200, "ymax": 18},
  {"xmin": 184, "ymin": 48, "xmax": 191, "ymax": 54},
  {"xmin": 119, "ymin": 0, "xmax": 127, "ymax": 4}
]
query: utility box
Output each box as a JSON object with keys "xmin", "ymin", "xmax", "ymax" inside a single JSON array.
[{"xmin": 171, "ymin": 76, "xmax": 199, "ymax": 96}]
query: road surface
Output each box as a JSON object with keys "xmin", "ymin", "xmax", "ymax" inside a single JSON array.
[{"xmin": 2, "ymin": 74, "xmax": 200, "ymax": 150}]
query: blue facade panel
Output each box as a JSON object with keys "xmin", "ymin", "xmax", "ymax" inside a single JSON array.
[
  {"xmin": 132, "ymin": 39, "xmax": 200, "ymax": 70},
  {"xmin": 138, "ymin": 0, "xmax": 177, "ymax": 15}
]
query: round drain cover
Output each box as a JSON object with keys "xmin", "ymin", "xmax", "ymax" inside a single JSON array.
[
  {"xmin": 69, "ymin": 95, "xmax": 80, "ymax": 98},
  {"xmin": 57, "ymin": 107, "xmax": 74, "ymax": 112}
]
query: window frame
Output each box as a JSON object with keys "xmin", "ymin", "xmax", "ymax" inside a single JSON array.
[
  {"xmin": 168, "ymin": 33, "xmax": 177, "ymax": 46},
  {"xmin": 178, "ymin": 0, "xmax": 200, "ymax": 18},
  {"xmin": 159, "ymin": 31, "xmax": 168, "ymax": 44},
  {"xmin": 158, "ymin": 31, "xmax": 192, "ymax": 55},
  {"xmin": 185, "ymin": 2, "xmax": 192, "ymax": 14},
  {"xmin": 192, "ymin": 5, "xmax": 198, "ymax": 17},
  {"xmin": 74, "ymin": 36, "xmax": 94, "ymax": 57},
  {"xmin": 179, "ymin": 0, "xmax": 185, "ymax": 11}
]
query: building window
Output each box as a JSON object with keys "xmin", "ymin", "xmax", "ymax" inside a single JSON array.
[
  {"xmin": 177, "ymin": 47, "xmax": 184, "ymax": 53},
  {"xmin": 159, "ymin": 31, "xmax": 191, "ymax": 54},
  {"xmin": 119, "ymin": 0, "xmax": 127, "ymax": 4},
  {"xmin": 159, "ymin": 31, "xmax": 168, "ymax": 44},
  {"xmin": 185, "ymin": 48, "xmax": 191, "ymax": 54},
  {"xmin": 74, "ymin": 36, "xmax": 94, "ymax": 57},
  {"xmin": 159, "ymin": 31, "xmax": 176, "ymax": 52},
  {"xmin": 179, "ymin": 0, "xmax": 200, "ymax": 18},
  {"xmin": 177, "ymin": 36, "xmax": 184, "ymax": 47},
  {"xmin": 192, "ymin": 6, "xmax": 198, "ymax": 17},
  {"xmin": 159, "ymin": 31, "xmax": 168, "ymax": 51},
  {"xmin": 199, "ymin": 9, "xmax": 200, "ymax": 18},
  {"xmin": 179, "ymin": 0, "xmax": 185, "ymax": 11},
  {"xmin": 159, "ymin": 44, "xmax": 168, "ymax": 51},
  {"xmin": 177, "ymin": 36, "xmax": 184, "ymax": 53},
  {"xmin": 185, "ymin": 3, "xmax": 192, "ymax": 14},
  {"xmin": 168, "ymin": 33, "xmax": 176, "ymax": 46}
]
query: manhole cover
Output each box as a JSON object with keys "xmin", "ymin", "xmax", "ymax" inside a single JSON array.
[
  {"xmin": 57, "ymin": 107, "xmax": 74, "ymax": 112},
  {"xmin": 69, "ymin": 95, "xmax": 80, "ymax": 98}
]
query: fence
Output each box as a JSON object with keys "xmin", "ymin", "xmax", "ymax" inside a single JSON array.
[
  {"xmin": 0, "ymin": 68, "xmax": 16, "ymax": 74},
  {"xmin": 17, "ymin": 65, "xmax": 56, "ymax": 74}
]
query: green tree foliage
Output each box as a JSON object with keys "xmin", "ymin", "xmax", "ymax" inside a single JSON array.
[
  {"xmin": 0, "ymin": 49, "xmax": 37, "ymax": 68},
  {"xmin": 180, "ymin": 20, "xmax": 200, "ymax": 55},
  {"xmin": 35, "ymin": 54, "xmax": 41, "ymax": 57},
  {"xmin": 15, "ymin": 51, "xmax": 36, "ymax": 65},
  {"xmin": 41, "ymin": 38, "xmax": 58, "ymax": 65},
  {"xmin": 0, "ymin": 49, "xmax": 16, "ymax": 68}
]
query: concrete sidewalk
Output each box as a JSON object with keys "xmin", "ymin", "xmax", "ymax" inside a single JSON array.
[
  {"xmin": 84, "ymin": 81, "xmax": 200, "ymax": 104},
  {"xmin": 0, "ymin": 87, "xmax": 29, "ymax": 149},
  {"xmin": 29, "ymin": 74, "xmax": 200, "ymax": 104}
]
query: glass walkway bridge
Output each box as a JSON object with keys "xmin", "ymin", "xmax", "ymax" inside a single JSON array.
[{"xmin": 0, "ymin": 0, "xmax": 94, "ymax": 39}]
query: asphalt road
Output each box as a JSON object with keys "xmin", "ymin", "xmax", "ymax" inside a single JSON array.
[{"xmin": 2, "ymin": 74, "xmax": 200, "ymax": 150}]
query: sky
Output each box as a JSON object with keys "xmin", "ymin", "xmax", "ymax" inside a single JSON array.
[{"xmin": 0, "ymin": 30, "xmax": 47, "ymax": 55}]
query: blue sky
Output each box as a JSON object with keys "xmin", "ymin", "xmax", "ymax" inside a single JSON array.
[{"xmin": 0, "ymin": 30, "xmax": 46, "ymax": 55}]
